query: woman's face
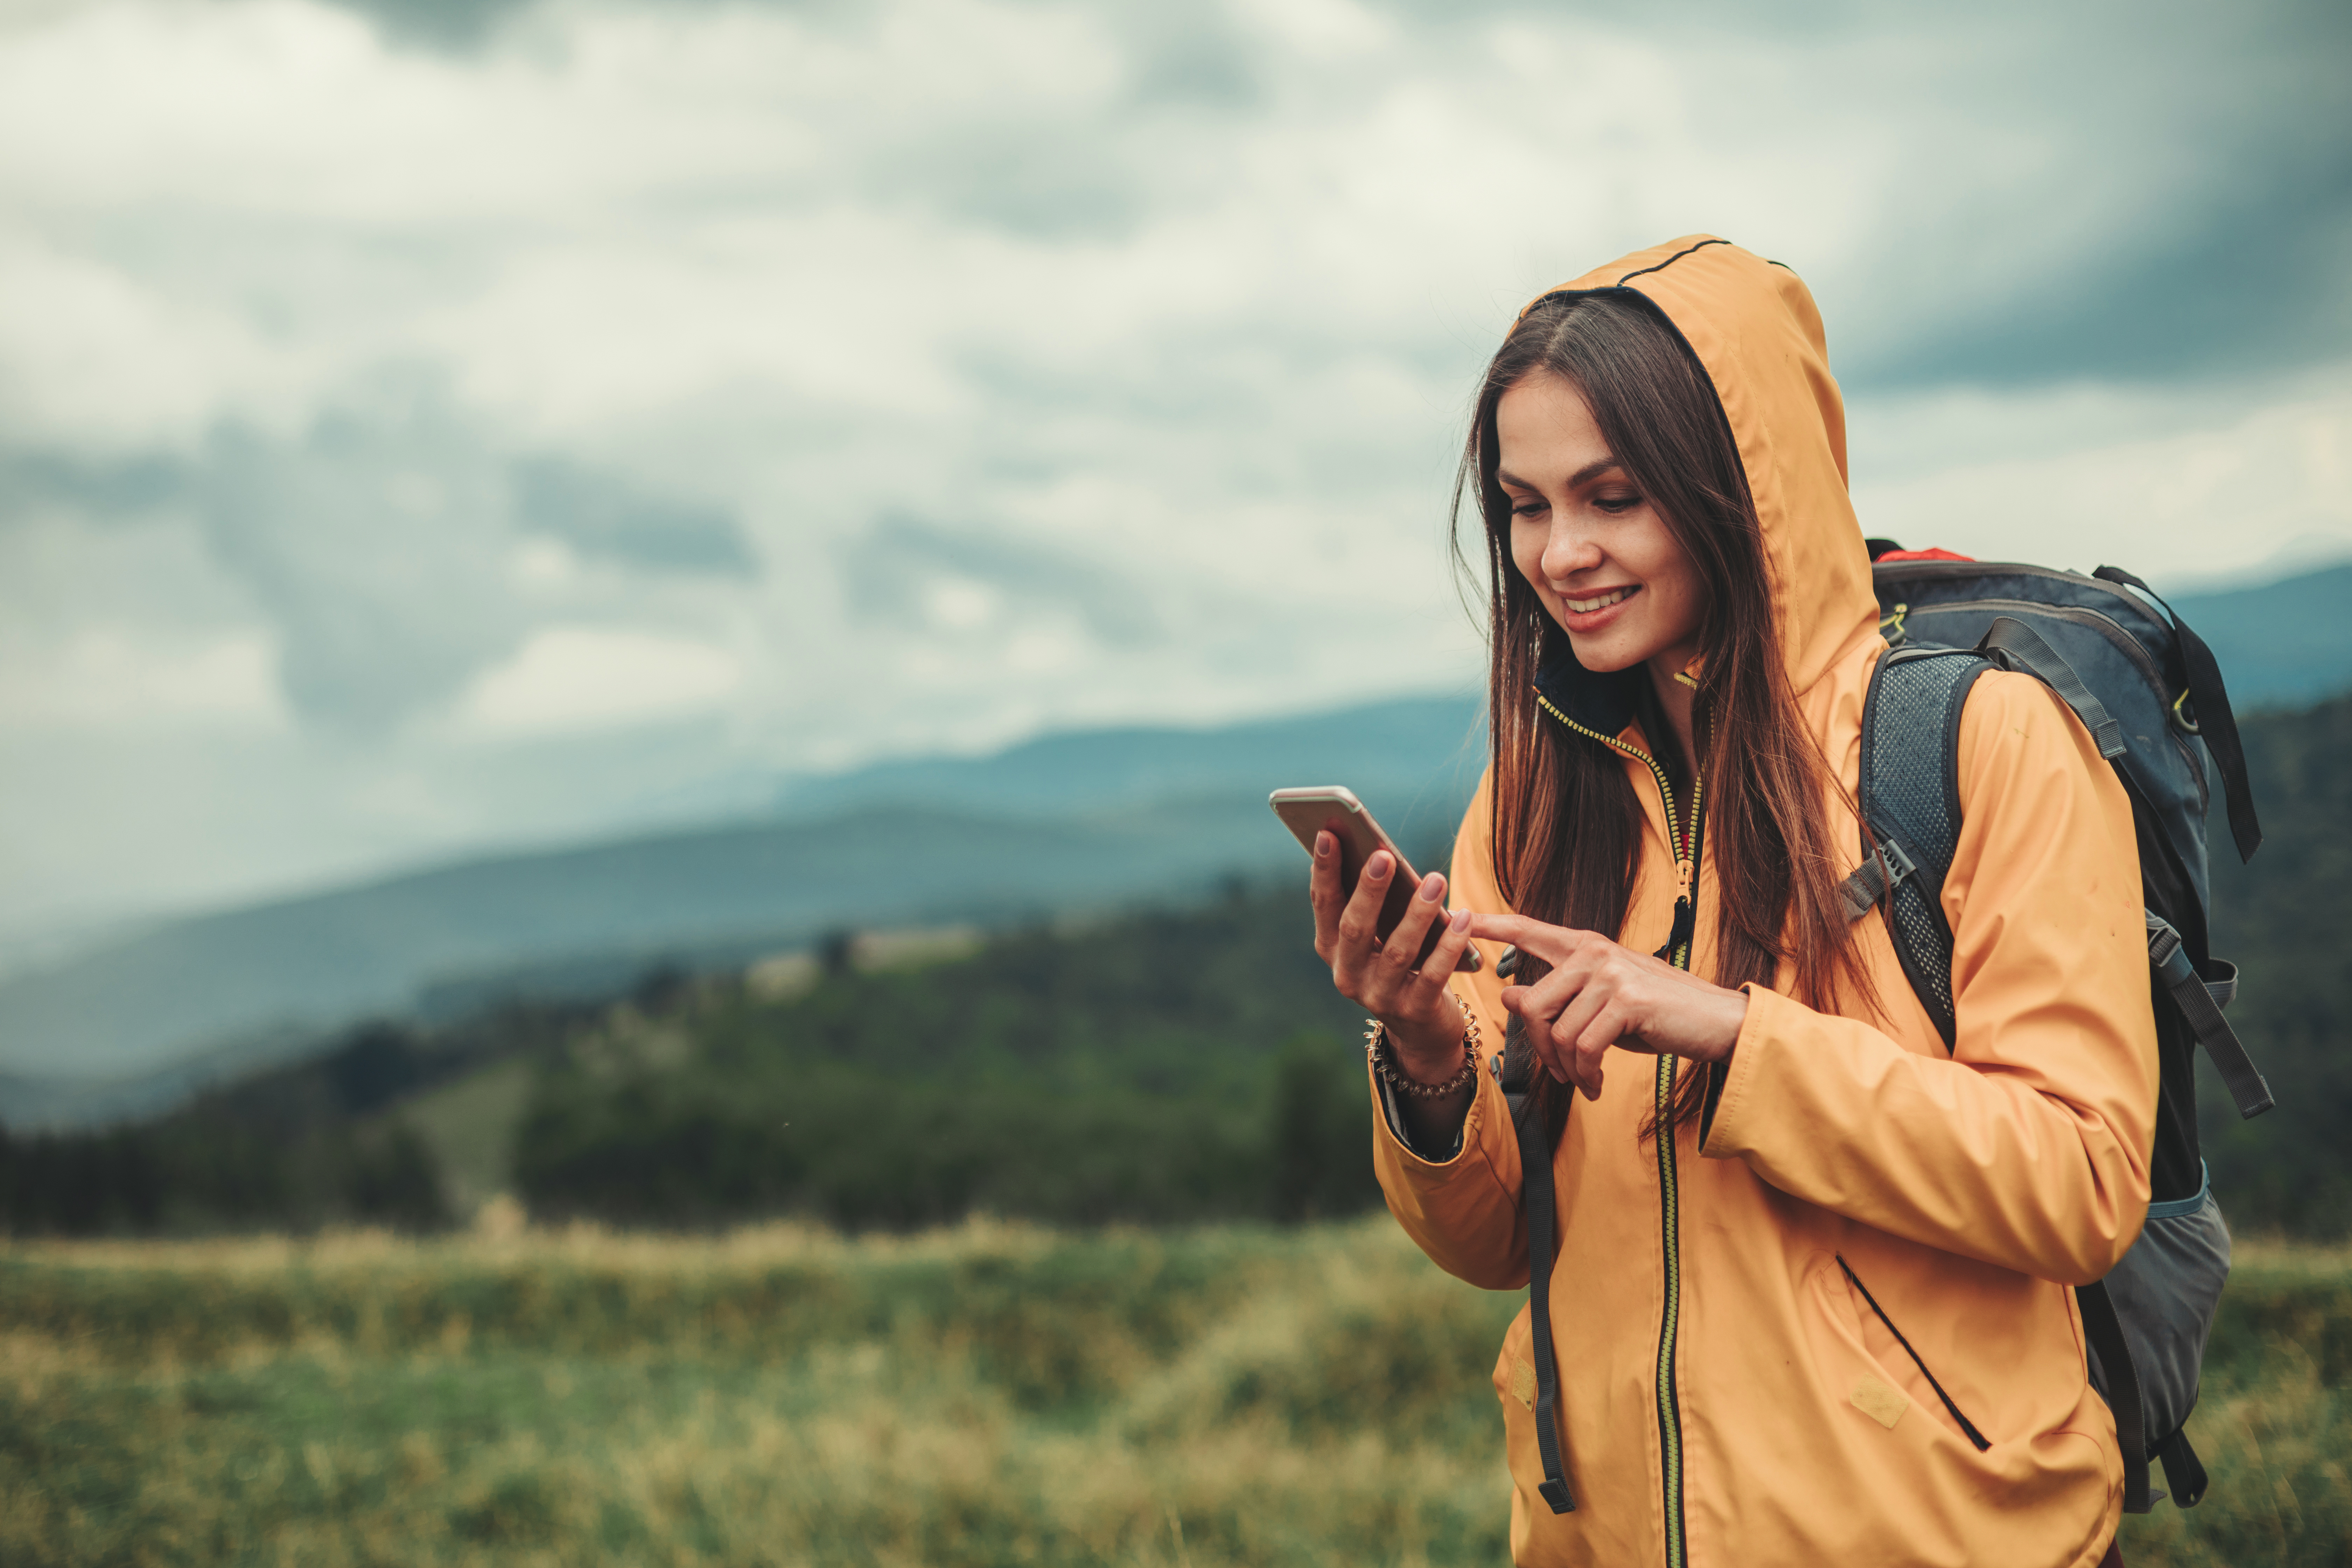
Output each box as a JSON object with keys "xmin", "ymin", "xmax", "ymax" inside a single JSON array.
[{"xmin": 1497, "ymin": 369, "xmax": 1706, "ymax": 680}]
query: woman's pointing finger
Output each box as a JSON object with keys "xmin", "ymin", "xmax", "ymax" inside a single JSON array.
[{"xmin": 1465, "ymin": 912, "xmax": 1601, "ymax": 967}]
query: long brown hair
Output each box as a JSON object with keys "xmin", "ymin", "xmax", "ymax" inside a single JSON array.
[{"xmin": 1454, "ymin": 290, "xmax": 1870, "ymax": 1134}]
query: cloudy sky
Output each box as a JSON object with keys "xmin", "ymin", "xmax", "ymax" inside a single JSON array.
[{"xmin": 1, "ymin": 0, "xmax": 2346, "ymax": 946}]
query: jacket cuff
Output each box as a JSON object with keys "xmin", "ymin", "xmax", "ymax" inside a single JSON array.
[
  {"xmin": 1376, "ymin": 1072, "xmax": 1469, "ymax": 1161},
  {"xmin": 1368, "ymin": 1051, "xmax": 1499, "ymax": 1174},
  {"xmin": 1698, "ymin": 981, "xmax": 1787, "ymax": 1157}
]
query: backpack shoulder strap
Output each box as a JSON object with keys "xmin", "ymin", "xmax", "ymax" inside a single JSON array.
[
  {"xmin": 1488, "ymin": 1002, "xmax": 1575, "ymax": 1514},
  {"xmin": 1843, "ymin": 644, "xmax": 1992, "ymax": 1050},
  {"xmin": 1843, "ymin": 617, "xmax": 2125, "ymax": 1048},
  {"xmin": 1490, "ymin": 946, "xmax": 1550, "ymax": 1132},
  {"xmin": 1976, "ymin": 616, "xmax": 2129, "ymax": 760}
]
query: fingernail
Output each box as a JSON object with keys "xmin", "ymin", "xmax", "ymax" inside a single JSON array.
[
  {"xmin": 1450, "ymin": 909, "xmax": 1472, "ymax": 932},
  {"xmin": 1418, "ymin": 872, "xmax": 1444, "ymax": 902},
  {"xmin": 1366, "ymin": 852, "xmax": 1391, "ymax": 880},
  {"xmin": 1315, "ymin": 832, "xmax": 1333, "ymax": 857}
]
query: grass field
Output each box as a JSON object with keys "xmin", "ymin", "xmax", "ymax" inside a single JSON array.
[{"xmin": 1, "ymin": 1218, "xmax": 2345, "ymax": 1567}]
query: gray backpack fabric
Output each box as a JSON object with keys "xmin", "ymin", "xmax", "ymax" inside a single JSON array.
[{"xmin": 1846, "ymin": 548, "xmax": 2275, "ymax": 1513}]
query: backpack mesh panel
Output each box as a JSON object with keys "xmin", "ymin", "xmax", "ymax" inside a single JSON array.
[
  {"xmin": 1889, "ymin": 882, "xmax": 1954, "ymax": 1029},
  {"xmin": 1867, "ymin": 652, "xmax": 1976, "ymax": 1037}
]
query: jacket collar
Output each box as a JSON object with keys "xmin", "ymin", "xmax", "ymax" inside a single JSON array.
[{"xmin": 1533, "ymin": 630, "xmax": 1645, "ymax": 741}]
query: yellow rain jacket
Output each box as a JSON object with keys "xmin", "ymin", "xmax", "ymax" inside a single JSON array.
[{"xmin": 1376, "ymin": 237, "xmax": 2158, "ymax": 1568}]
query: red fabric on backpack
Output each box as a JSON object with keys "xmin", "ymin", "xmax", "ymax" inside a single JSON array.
[{"xmin": 1877, "ymin": 547, "xmax": 1976, "ymax": 562}]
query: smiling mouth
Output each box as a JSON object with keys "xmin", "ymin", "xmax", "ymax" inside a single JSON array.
[{"xmin": 1564, "ymin": 585, "xmax": 1639, "ymax": 614}]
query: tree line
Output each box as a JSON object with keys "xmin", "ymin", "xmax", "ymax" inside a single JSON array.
[{"xmin": 4, "ymin": 692, "xmax": 2347, "ymax": 1239}]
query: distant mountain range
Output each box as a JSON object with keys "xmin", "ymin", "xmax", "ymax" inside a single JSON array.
[
  {"xmin": 2160, "ymin": 562, "xmax": 2352, "ymax": 711},
  {"xmin": 769, "ymin": 697, "xmax": 1488, "ymax": 821},
  {"xmin": 0, "ymin": 693, "xmax": 1488, "ymax": 1125},
  {"xmin": 2, "ymin": 561, "xmax": 2345, "ymax": 1129}
]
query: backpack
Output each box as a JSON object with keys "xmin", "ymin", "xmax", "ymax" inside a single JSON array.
[
  {"xmin": 1492, "ymin": 546, "xmax": 2273, "ymax": 1520},
  {"xmin": 1842, "ymin": 543, "xmax": 2272, "ymax": 1514}
]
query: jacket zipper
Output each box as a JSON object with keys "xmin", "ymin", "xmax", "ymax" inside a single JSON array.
[{"xmin": 1536, "ymin": 692, "xmax": 1699, "ymax": 1568}]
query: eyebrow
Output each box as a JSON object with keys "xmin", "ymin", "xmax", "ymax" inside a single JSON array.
[{"xmin": 1496, "ymin": 456, "xmax": 1624, "ymax": 491}]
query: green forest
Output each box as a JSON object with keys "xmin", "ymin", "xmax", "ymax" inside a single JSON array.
[{"xmin": 4, "ymin": 691, "xmax": 2347, "ymax": 1241}]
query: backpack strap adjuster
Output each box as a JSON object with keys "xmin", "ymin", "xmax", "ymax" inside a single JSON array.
[
  {"xmin": 2146, "ymin": 913, "xmax": 2274, "ymax": 1120},
  {"xmin": 1837, "ymin": 838, "xmax": 1917, "ymax": 920}
]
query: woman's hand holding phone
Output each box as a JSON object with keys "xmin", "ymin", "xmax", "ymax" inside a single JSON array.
[
  {"xmin": 1310, "ymin": 831, "xmax": 1479, "ymax": 1082},
  {"xmin": 1464, "ymin": 913, "xmax": 1748, "ymax": 1102}
]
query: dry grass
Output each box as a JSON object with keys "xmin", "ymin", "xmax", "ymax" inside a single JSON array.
[
  {"xmin": 0, "ymin": 1218, "xmax": 2343, "ymax": 1566},
  {"xmin": 0, "ymin": 1219, "xmax": 1513, "ymax": 1567}
]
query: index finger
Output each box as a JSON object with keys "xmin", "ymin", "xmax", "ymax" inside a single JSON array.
[{"xmin": 1463, "ymin": 912, "xmax": 1603, "ymax": 966}]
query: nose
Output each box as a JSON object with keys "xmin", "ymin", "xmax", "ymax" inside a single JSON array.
[{"xmin": 1539, "ymin": 516, "xmax": 1603, "ymax": 586}]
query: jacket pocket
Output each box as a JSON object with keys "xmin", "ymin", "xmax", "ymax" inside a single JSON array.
[{"xmin": 1836, "ymin": 1255, "xmax": 1991, "ymax": 1451}]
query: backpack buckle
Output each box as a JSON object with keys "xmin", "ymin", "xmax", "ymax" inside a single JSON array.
[{"xmin": 1837, "ymin": 836, "xmax": 1917, "ymax": 921}]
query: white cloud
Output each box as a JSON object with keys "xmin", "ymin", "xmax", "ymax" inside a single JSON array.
[
  {"xmin": 456, "ymin": 625, "xmax": 741, "ymax": 734},
  {"xmin": 1851, "ymin": 369, "xmax": 2352, "ymax": 588},
  {"xmin": 0, "ymin": 627, "xmax": 286, "ymax": 729},
  {"xmin": 0, "ymin": 238, "xmax": 305, "ymax": 452}
]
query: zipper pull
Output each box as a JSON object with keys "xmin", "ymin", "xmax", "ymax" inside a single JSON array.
[
  {"xmin": 1675, "ymin": 856, "xmax": 1694, "ymax": 897},
  {"xmin": 1653, "ymin": 894, "xmax": 1697, "ymax": 968}
]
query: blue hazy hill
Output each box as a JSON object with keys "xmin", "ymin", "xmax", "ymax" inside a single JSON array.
[
  {"xmin": 0, "ymin": 693, "xmax": 1488, "ymax": 1121},
  {"xmin": 773, "ymin": 697, "xmax": 1488, "ymax": 820},
  {"xmin": 2169, "ymin": 564, "xmax": 2352, "ymax": 712}
]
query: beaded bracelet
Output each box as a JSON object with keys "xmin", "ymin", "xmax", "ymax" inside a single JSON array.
[{"xmin": 1364, "ymin": 994, "xmax": 1482, "ymax": 1098}]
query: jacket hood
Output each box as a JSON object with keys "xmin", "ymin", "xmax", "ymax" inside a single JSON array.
[{"xmin": 1524, "ymin": 236, "xmax": 1880, "ymax": 736}]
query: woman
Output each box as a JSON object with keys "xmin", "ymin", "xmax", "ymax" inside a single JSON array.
[{"xmin": 1309, "ymin": 237, "xmax": 2155, "ymax": 1567}]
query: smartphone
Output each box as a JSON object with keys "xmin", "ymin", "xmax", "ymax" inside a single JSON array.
[{"xmin": 1269, "ymin": 786, "xmax": 1481, "ymax": 973}]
